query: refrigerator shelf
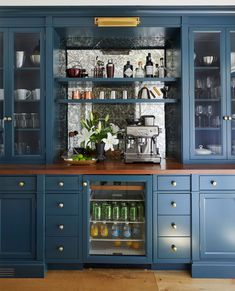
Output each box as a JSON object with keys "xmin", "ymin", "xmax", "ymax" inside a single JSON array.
[
  {"xmin": 89, "ymin": 245, "xmax": 145, "ymax": 256},
  {"xmin": 90, "ymin": 199, "xmax": 144, "ymax": 202},
  {"xmin": 90, "ymin": 220, "xmax": 145, "ymax": 224},
  {"xmin": 90, "ymin": 238, "xmax": 144, "ymax": 242}
]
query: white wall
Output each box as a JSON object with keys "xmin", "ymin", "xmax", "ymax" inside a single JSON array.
[{"xmin": 0, "ymin": 0, "xmax": 234, "ymax": 6}]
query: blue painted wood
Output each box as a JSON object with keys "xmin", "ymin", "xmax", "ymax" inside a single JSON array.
[
  {"xmin": 36, "ymin": 175, "xmax": 44, "ymax": 262},
  {"xmin": 0, "ymin": 193, "xmax": 35, "ymax": 259},
  {"xmin": 0, "ymin": 176, "xmax": 36, "ymax": 192},
  {"xmin": 158, "ymin": 216, "xmax": 190, "ymax": 236},
  {"xmin": 158, "ymin": 193, "xmax": 190, "ymax": 215},
  {"xmin": 0, "ymin": 263, "xmax": 45, "ymax": 278},
  {"xmin": 192, "ymin": 262, "xmax": 235, "ymax": 278},
  {"xmin": 199, "ymin": 175, "xmax": 235, "ymax": 190},
  {"xmin": 46, "ymin": 237, "xmax": 78, "ymax": 259},
  {"xmin": 46, "ymin": 194, "xmax": 79, "ymax": 216},
  {"xmin": 46, "ymin": 216, "xmax": 78, "ymax": 236},
  {"xmin": 200, "ymin": 193, "xmax": 235, "ymax": 259},
  {"xmin": 82, "ymin": 175, "xmax": 152, "ymax": 264},
  {"xmin": 45, "ymin": 176, "xmax": 79, "ymax": 192},
  {"xmin": 156, "ymin": 175, "xmax": 191, "ymax": 191},
  {"xmin": 158, "ymin": 237, "xmax": 191, "ymax": 259}
]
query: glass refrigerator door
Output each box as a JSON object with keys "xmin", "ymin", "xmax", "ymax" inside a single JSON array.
[
  {"xmin": 89, "ymin": 181, "xmax": 146, "ymax": 256},
  {"xmin": 0, "ymin": 32, "xmax": 4, "ymax": 157},
  {"xmin": 13, "ymin": 32, "xmax": 41, "ymax": 156},
  {"xmin": 193, "ymin": 31, "xmax": 223, "ymax": 157}
]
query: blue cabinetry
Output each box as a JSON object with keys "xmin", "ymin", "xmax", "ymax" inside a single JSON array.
[
  {"xmin": 45, "ymin": 175, "xmax": 82, "ymax": 267},
  {"xmin": 0, "ymin": 175, "xmax": 44, "ymax": 277}
]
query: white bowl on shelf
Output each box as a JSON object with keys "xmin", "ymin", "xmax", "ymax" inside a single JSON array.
[
  {"xmin": 195, "ymin": 145, "xmax": 212, "ymax": 155},
  {"xmin": 207, "ymin": 144, "xmax": 222, "ymax": 155}
]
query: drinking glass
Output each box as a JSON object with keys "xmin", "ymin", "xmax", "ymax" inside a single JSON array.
[
  {"xmin": 206, "ymin": 76, "xmax": 213, "ymax": 99},
  {"xmin": 195, "ymin": 79, "xmax": 203, "ymax": 99},
  {"xmin": 207, "ymin": 105, "xmax": 213, "ymax": 127},
  {"xmin": 195, "ymin": 105, "xmax": 204, "ymax": 127}
]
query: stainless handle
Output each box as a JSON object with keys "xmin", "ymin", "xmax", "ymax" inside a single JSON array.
[
  {"xmin": 223, "ymin": 116, "xmax": 228, "ymax": 121},
  {"xmin": 171, "ymin": 181, "xmax": 177, "ymax": 187},
  {"xmin": 58, "ymin": 181, "xmax": 64, "ymax": 187},
  {"xmin": 58, "ymin": 224, "xmax": 64, "ymax": 230},
  {"xmin": 7, "ymin": 117, "xmax": 12, "ymax": 121},
  {"xmin": 228, "ymin": 116, "xmax": 232, "ymax": 121},
  {"xmin": 3, "ymin": 116, "xmax": 7, "ymax": 121},
  {"xmin": 83, "ymin": 182, "xmax": 88, "ymax": 187},
  {"xmin": 58, "ymin": 202, "xmax": 64, "ymax": 208},
  {"xmin": 171, "ymin": 244, "xmax": 177, "ymax": 252},
  {"xmin": 211, "ymin": 180, "xmax": 217, "ymax": 187},
  {"xmin": 171, "ymin": 223, "xmax": 177, "ymax": 229},
  {"xmin": 18, "ymin": 181, "xmax": 25, "ymax": 187},
  {"xmin": 58, "ymin": 246, "xmax": 64, "ymax": 252},
  {"xmin": 171, "ymin": 201, "xmax": 177, "ymax": 208}
]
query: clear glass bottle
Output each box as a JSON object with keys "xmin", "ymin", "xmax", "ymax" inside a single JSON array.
[
  {"xmin": 154, "ymin": 64, "xmax": 159, "ymax": 78},
  {"xmin": 159, "ymin": 57, "xmax": 166, "ymax": 78},
  {"xmin": 135, "ymin": 61, "xmax": 145, "ymax": 78}
]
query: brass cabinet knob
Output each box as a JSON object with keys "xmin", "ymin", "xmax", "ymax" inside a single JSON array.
[
  {"xmin": 58, "ymin": 224, "xmax": 64, "ymax": 230},
  {"xmin": 171, "ymin": 181, "xmax": 177, "ymax": 187},
  {"xmin": 58, "ymin": 181, "xmax": 64, "ymax": 187},
  {"xmin": 18, "ymin": 181, "xmax": 25, "ymax": 187},
  {"xmin": 223, "ymin": 116, "xmax": 228, "ymax": 121},
  {"xmin": 211, "ymin": 180, "xmax": 217, "ymax": 187},
  {"xmin": 171, "ymin": 201, "xmax": 177, "ymax": 208},
  {"xmin": 58, "ymin": 202, "xmax": 64, "ymax": 208},
  {"xmin": 83, "ymin": 182, "xmax": 88, "ymax": 187},
  {"xmin": 171, "ymin": 223, "xmax": 177, "ymax": 229},
  {"xmin": 171, "ymin": 244, "xmax": 177, "ymax": 252},
  {"xmin": 58, "ymin": 246, "xmax": 64, "ymax": 252}
]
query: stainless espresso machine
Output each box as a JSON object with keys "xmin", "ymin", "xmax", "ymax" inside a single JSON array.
[{"xmin": 124, "ymin": 124, "xmax": 161, "ymax": 163}]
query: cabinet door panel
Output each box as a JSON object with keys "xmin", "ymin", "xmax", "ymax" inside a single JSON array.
[
  {"xmin": 200, "ymin": 193, "xmax": 235, "ymax": 259},
  {"xmin": 0, "ymin": 194, "xmax": 35, "ymax": 259}
]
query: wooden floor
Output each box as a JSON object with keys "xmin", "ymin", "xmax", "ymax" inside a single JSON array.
[{"xmin": 0, "ymin": 269, "xmax": 235, "ymax": 291}]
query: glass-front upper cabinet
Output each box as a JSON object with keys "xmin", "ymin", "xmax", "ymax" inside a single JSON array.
[
  {"xmin": 230, "ymin": 31, "xmax": 235, "ymax": 157},
  {"xmin": 0, "ymin": 28, "xmax": 45, "ymax": 163},
  {"xmin": 190, "ymin": 29, "xmax": 226, "ymax": 160}
]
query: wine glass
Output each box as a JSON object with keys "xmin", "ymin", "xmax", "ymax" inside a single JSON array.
[
  {"xmin": 195, "ymin": 79, "xmax": 203, "ymax": 99},
  {"xmin": 195, "ymin": 105, "xmax": 204, "ymax": 127},
  {"xmin": 207, "ymin": 105, "xmax": 213, "ymax": 127},
  {"xmin": 206, "ymin": 76, "xmax": 213, "ymax": 99}
]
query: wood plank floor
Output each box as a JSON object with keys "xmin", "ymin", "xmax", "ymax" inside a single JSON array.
[{"xmin": 1, "ymin": 269, "xmax": 235, "ymax": 291}]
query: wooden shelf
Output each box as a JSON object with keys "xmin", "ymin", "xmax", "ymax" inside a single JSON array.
[
  {"xmin": 56, "ymin": 98, "xmax": 178, "ymax": 104},
  {"xmin": 90, "ymin": 185, "xmax": 144, "ymax": 191}
]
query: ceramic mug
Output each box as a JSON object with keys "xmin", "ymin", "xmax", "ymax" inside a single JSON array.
[
  {"xmin": 15, "ymin": 89, "xmax": 31, "ymax": 100},
  {"xmin": 0, "ymin": 89, "xmax": 4, "ymax": 100},
  {"xmin": 32, "ymin": 88, "xmax": 40, "ymax": 100}
]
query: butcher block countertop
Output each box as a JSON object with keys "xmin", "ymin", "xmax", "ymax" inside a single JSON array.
[{"xmin": 1, "ymin": 160, "xmax": 235, "ymax": 174}]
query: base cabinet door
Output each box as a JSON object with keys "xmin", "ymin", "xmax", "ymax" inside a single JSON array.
[
  {"xmin": 0, "ymin": 194, "xmax": 36, "ymax": 259},
  {"xmin": 200, "ymin": 193, "xmax": 235, "ymax": 259}
]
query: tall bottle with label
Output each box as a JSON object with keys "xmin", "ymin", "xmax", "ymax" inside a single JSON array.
[
  {"xmin": 123, "ymin": 61, "xmax": 133, "ymax": 78},
  {"xmin": 145, "ymin": 53, "xmax": 154, "ymax": 78},
  {"xmin": 159, "ymin": 57, "xmax": 166, "ymax": 78}
]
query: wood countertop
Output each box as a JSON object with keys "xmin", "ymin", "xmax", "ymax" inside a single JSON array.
[{"xmin": 1, "ymin": 160, "xmax": 235, "ymax": 174}]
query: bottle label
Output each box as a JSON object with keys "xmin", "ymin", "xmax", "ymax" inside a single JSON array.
[
  {"xmin": 124, "ymin": 68, "xmax": 133, "ymax": 77},
  {"xmin": 146, "ymin": 65, "xmax": 153, "ymax": 76}
]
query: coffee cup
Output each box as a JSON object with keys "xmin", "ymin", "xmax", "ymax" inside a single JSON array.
[
  {"xmin": 32, "ymin": 88, "xmax": 40, "ymax": 100},
  {"xmin": 15, "ymin": 89, "xmax": 31, "ymax": 100},
  {"xmin": 0, "ymin": 89, "xmax": 4, "ymax": 100}
]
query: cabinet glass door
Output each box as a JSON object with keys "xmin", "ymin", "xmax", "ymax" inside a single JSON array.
[
  {"xmin": 13, "ymin": 32, "xmax": 42, "ymax": 157},
  {"xmin": 230, "ymin": 31, "xmax": 235, "ymax": 156},
  {"xmin": 0, "ymin": 32, "xmax": 4, "ymax": 157},
  {"xmin": 192, "ymin": 31, "xmax": 224, "ymax": 158}
]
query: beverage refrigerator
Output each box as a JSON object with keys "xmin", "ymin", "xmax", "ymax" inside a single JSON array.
[{"xmin": 82, "ymin": 175, "xmax": 152, "ymax": 264}]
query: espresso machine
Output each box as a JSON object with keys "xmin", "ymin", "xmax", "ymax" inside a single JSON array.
[{"xmin": 124, "ymin": 119, "xmax": 162, "ymax": 163}]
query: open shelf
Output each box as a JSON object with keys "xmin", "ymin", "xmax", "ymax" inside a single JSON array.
[{"xmin": 56, "ymin": 98, "xmax": 178, "ymax": 104}]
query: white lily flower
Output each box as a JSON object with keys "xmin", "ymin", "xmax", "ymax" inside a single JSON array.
[
  {"xmin": 102, "ymin": 132, "xmax": 119, "ymax": 151},
  {"xmin": 79, "ymin": 127, "xmax": 94, "ymax": 148},
  {"xmin": 110, "ymin": 123, "xmax": 119, "ymax": 134}
]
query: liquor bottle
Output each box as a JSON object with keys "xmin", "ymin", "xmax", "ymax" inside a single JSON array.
[
  {"xmin": 123, "ymin": 61, "xmax": 133, "ymax": 78},
  {"xmin": 135, "ymin": 61, "xmax": 145, "ymax": 78},
  {"xmin": 159, "ymin": 57, "xmax": 166, "ymax": 78},
  {"xmin": 106, "ymin": 59, "xmax": 114, "ymax": 78},
  {"xmin": 154, "ymin": 64, "xmax": 159, "ymax": 78},
  {"xmin": 145, "ymin": 53, "xmax": 154, "ymax": 77}
]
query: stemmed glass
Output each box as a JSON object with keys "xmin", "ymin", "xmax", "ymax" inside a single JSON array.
[
  {"xmin": 206, "ymin": 76, "xmax": 213, "ymax": 99},
  {"xmin": 195, "ymin": 79, "xmax": 203, "ymax": 99},
  {"xmin": 195, "ymin": 105, "xmax": 204, "ymax": 127},
  {"xmin": 207, "ymin": 105, "xmax": 213, "ymax": 127}
]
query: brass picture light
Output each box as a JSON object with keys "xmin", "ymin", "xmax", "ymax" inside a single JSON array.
[{"xmin": 94, "ymin": 17, "xmax": 140, "ymax": 27}]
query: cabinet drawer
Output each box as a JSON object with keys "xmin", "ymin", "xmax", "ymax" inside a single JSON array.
[
  {"xmin": 46, "ymin": 194, "xmax": 79, "ymax": 215},
  {"xmin": 156, "ymin": 176, "xmax": 190, "ymax": 191},
  {"xmin": 46, "ymin": 176, "xmax": 79, "ymax": 192},
  {"xmin": 46, "ymin": 216, "xmax": 78, "ymax": 236},
  {"xmin": 200, "ymin": 175, "xmax": 235, "ymax": 191},
  {"xmin": 46, "ymin": 237, "xmax": 78, "ymax": 259},
  {"xmin": 158, "ymin": 237, "xmax": 191, "ymax": 259},
  {"xmin": 0, "ymin": 176, "xmax": 36, "ymax": 191},
  {"xmin": 158, "ymin": 194, "xmax": 190, "ymax": 215},
  {"xmin": 158, "ymin": 216, "xmax": 190, "ymax": 236}
]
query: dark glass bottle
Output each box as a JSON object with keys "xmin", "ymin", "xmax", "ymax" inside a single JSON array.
[
  {"xmin": 106, "ymin": 59, "xmax": 114, "ymax": 78},
  {"xmin": 123, "ymin": 61, "xmax": 133, "ymax": 78},
  {"xmin": 145, "ymin": 53, "xmax": 154, "ymax": 77}
]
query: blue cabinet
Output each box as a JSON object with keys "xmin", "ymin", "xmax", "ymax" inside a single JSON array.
[
  {"xmin": 0, "ymin": 27, "xmax": 45, "ymax": 163},
  {"xmin": 82, "ymin": 175, "xmax": 152, "ymax": 264}
]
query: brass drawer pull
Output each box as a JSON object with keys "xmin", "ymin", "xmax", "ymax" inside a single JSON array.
[
  {"xmin": 58, "ymin": 202, "xmax": 64, "ymax": 208},
  {"xmin": 211, "ymin": 180, "xmax": 217, "ymax": 187},
  {"xmin": 18, "ymin": 181, "xmax": 25, "ymax": 187},
  {"xmin": 58, "ymin": 224, "xmax": 64, "ymax": 230},
  {"xmin": 58, "ymin": 246, "xmax": 64, "ymax": 252},
  {"xmin": 58, "ymin": 181, "xmax": 64, "ymax": 187},
  {"xmin": 171, "ymin": 201, "xmax": 177, "ymax": 208},
  {"xmin": 171, "ymin": 223, "xmax": 177, "ymax": 229},
  {"xmin": 171, "ymin": 181, "xmax": 177, "ymax": 187},
  {"xmin": 171, "ymin": 244, "xmax": 177, "ymax": 252}
]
